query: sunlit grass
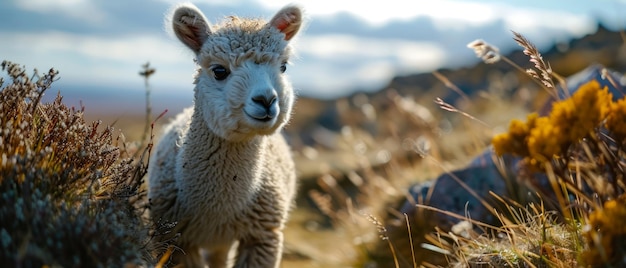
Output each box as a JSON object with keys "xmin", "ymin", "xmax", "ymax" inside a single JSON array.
[
  {"xmin": 294, "ymin": 30, "xmax": 626, "ymax": 268},
  {"xmin": 398, "ymin": 32, "xmax": 625, "ymax": 267}
]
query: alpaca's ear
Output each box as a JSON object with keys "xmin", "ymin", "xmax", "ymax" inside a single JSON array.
[
  {"xmin": 171, "ymin": 4, "xmax": 212, "ymax": 53},
  {"xmin": 269, "ymin": 5, "xmax": 302, "ymax": 41}
]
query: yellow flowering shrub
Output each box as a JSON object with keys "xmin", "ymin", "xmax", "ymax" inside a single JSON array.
[
  {"xmin": 606, "ymin": 97, "xmax": 626, "ymax": 138},
  {"xmin": 492, "ymin": 80, "xmax": 616, "ymax": 167},
  {"xmin": 550, "ymin": 81, "xmax": 612, "ymax": 142},
  {"xmin": 527, "ymin": 116, "xmax": 562, "ymax": 162},
  {"xmin": 581, "ymin": 194, "xmax": 626, "ymax": 266},
  {"xmin": 492, "ymin": 115, "xmax": 534, "ymax": 156}
]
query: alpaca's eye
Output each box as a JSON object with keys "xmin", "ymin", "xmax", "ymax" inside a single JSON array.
[
  {"xmin": 211, "ymin": 65, "xmax": 230, "ymax": 80},
  {"xmin": 280, "ymin": 63, "xmax": 287, "ymax": 73}
]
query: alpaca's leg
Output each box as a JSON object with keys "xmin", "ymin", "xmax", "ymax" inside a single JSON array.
[
  {"xmin": 169, "ymin": 245, "xmax": 204, "ymax": 268},
  {"xmin": 234, "ymin": 230, "xmax": 283, "ymax": 268},
  {"xmin": 207, "ymin": 241, "xmax": 237, "ymax": 268}
]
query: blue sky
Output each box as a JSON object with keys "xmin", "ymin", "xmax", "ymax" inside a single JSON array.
[{"xmin": 1, "ymin": 0, "xmax": 625, "ymax": 113}]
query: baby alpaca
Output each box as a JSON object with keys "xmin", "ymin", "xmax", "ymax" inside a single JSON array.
[{"xmin": 148, "ymin": 3, "xmax": 302, "ymax": 268}]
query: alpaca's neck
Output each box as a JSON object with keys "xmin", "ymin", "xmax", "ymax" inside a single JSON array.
[{"xmin": 177, "ymin": 109, "xmax": 265, "ymax": 213}]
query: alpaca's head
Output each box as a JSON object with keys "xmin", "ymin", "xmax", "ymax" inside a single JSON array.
[{"xmin": 171, "ymin": 3, "xmax": 302, "ymax": 141}]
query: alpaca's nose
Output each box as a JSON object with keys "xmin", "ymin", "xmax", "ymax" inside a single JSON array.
[{"xmin": 251, "ymin": 90, "xmax": 277, "ymax": 109}]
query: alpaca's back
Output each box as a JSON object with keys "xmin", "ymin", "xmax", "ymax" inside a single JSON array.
[{"xmin": 148, "ymin": 108, "xmax": 192, "ymax": 224}]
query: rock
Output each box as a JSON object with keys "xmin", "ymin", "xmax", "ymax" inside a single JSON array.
[
  {"xmin": 539, "ymin": 63, "xmax": 625, "ymax": 115},
  {"xmin": 400, "ymin": 151, "xmax": 518, "ymax": 226}
]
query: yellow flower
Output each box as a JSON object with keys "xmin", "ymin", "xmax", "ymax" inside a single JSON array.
[
  {"xmin": 528, "ymin": 116, "xmax": 562, "ymax": 160},
  {"xmin": 549, "ymin": 80, "xmax": 611, "ymax": 142},
  {"xmin": 606, "ymin": 98, "xmax": 626, "ymax": 138},
  {"xmin": 493, "ymin": 113, "xmax": 541, "ymax": 157},
  {"xmin": 582, "ymin": 194, "xmax": 626, "ymax": 265},
  {"xmin": 491, "ymin": 80, "xmax": 613, "ymax": 167},
  {"xmin": 492, "ymin": 133, "xmax": 512, "ymax": 156},
  {"xmin": 548, "ymin": 99, "xmax": 575, "ymax": 141}
]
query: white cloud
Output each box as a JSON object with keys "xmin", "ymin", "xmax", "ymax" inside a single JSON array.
[
  {"xmin": 290, "ymin": 34, "xmax": 446, "ymax": 98},
  {"xmin": 155, "ymin": 0, "xmax": 248, "ymax": 6},
  {"xmin": 297, "ymin": 34, "xmax": 445, "ymax": 69},
  {"xmin": 502, "ymin": 7, "xmax": 595, "ymax": 36},
  {"xmin": 258, "ymin": 0, "xmax": 498, "ymax": 26},
  {"xmin": 14, "ymin": 0, "xmax": 107, "ymax": 24},
  {"xmin": 257, "ymin": 0, "xmax": 600, "ymax": 34},
  {"xmin": 2, "ymin": 31, "xmax": 194, "ymax": 91}
]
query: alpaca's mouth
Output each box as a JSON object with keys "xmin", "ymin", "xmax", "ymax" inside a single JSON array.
[
  {"xmin": 244, "ymin": 103, "xmax": 279, "ymax": 124},
  {"xmin": 245, "ymin": 110, "xmax": 274, "ymax": 122},
  {"xmin": 243, "ymin": 109, "xmax": 276, "ymax": 123}
]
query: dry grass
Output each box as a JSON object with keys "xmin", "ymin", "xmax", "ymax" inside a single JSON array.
[
  {"xmin": 280, "ymin": 72, "xmax": 524, "ymax": 267},
  {"xmin": 284, "ymin": 30, "xmax": 626, "ymax": 268},
  {"xmin": 415, "ymin": 32, "xmax": 626, "ymax": 268}
]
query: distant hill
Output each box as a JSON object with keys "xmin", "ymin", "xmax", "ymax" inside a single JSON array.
[
  {"xmin": 385, "ymin": 24, "xmax": 626, "ymax": 101},
  {"xmin": 289, "ymin": 24, "xmax": 626, "ymax": 148}
]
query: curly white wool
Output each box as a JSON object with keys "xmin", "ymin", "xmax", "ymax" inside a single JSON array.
[{"xmin": 148, "ymin": 3, "xmax": 302, "ymax": 267}]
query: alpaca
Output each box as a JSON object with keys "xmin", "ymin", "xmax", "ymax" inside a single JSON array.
[{"xmin": 148, "ymin": 3, "xmax": 302, "ymax": 268}]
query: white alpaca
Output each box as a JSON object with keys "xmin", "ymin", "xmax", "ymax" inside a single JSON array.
[{"xmin": 148, "ymin": 3, "xmax": 302, "ymax": 268}]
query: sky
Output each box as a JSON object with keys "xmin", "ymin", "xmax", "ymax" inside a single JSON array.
[{"xmin": 1, "ymin": 0, "xmax": 625, "ymax": 113}]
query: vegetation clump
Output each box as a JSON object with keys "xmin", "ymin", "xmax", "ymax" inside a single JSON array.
[
  {"xmin": 492, "ymin": 80, "xmax": 614, "ymax": 167},
  {"xmin": 0, "ymin": 60, "xmax": 151, "ymax": 267},
  {"xmin": 582, "ymin": 193, "xmax": 626, "ymax": 266}
]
